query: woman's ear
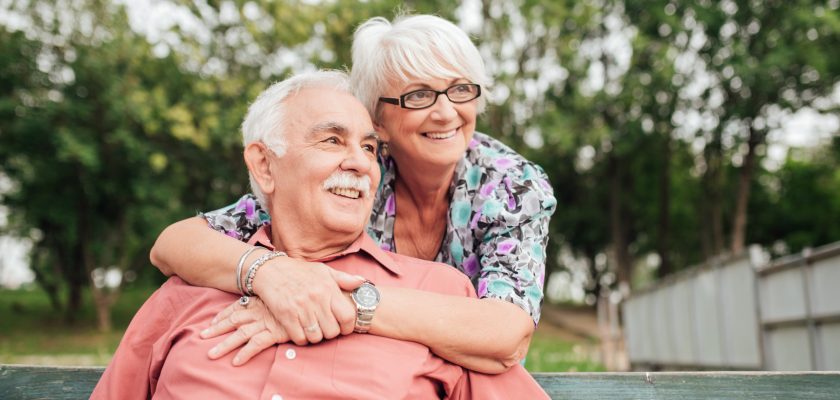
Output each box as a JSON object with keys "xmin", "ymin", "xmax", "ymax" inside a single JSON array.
[
  {"xmin": 244, "ymin": 142, "xmax": 275, "ymax": 198},
  {"xmin": 373, "ymin": 118, "xmax": 391, "ymax": 142}
]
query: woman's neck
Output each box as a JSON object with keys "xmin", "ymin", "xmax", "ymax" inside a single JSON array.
[
  {"xmin": 391, "ymin": 164, "xmax": 453, "ymax": 260},
  {"xmin": 392, "ymin": 162, "xmax": 456, "ymax": 208}
]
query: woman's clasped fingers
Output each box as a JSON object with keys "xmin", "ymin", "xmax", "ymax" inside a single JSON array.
[
  {"xmin": 232, "ymin": 329, "xmax": 288, "ymax": 366},
  {"xmin": 302, "ymin": 313, "xmax": 325, "ymax": 344},
  {"xmin": 207, "ymin": 320, "xmax": 264, "ymax": 361},
  {"xmin": 316, "ymin": 306, "xmax": 341, "ymax": 340},
  {"xmin": 211, "ymin": 299, "xmax": 240, "ymax": 324},
  {"xmin": 202, "ymin": 300, "xmax": 261, "ymax": 339}
]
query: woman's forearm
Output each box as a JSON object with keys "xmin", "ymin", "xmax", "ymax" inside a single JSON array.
[
  {"xmin": 370, "ymin": 287, "xmax": 534, "ymax": 374},
  {"xmin": 150, "ymin": 216, "xmax": 254, "ymax": 292}
]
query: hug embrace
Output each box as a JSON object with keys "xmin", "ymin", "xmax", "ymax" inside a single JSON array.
[{"xmin": 93, "ymin": 13, "xmax": 555, "ymax": 399}]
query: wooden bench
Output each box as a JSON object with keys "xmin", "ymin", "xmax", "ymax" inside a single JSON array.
[{"xmin": 2, "ymin": 364, "xmax": 839, "ymax": 399}]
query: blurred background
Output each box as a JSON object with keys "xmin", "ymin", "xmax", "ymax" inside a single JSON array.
[{"xmin": 1, "ymin": 0, "xmax": 838, "ymax": 372}]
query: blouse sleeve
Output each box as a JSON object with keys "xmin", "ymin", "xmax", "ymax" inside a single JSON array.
[
  {"xmin": 200, "ymin": 193, "xmax": 270, "ymax": 242},
  {"xmin": 475, "ymin": 168, "xmax": 556, "ymax": 325}
]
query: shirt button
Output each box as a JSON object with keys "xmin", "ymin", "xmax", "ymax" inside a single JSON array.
[
  {"xmin": 271, "ymin": 395, "xmax": 283, "ymax": 400},
  {"xmin": 285, "ymin": 348, "xmax": 296, "ymax": 360}
]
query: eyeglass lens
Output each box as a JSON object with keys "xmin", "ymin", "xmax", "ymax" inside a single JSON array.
[{"xmin": 403, "ymin": 84, "xmax": 479, "ymax": 108}]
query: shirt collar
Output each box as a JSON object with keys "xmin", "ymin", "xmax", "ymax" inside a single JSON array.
[{"xmin": 248, "ymin": 225, "xmax": 402, "ymax": 276}]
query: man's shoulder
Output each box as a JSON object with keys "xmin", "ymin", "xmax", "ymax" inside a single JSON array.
[
  {"xmin": 153, "ymin": 277, "xmax": 236, "ymax": 311},
  {"xmin": 384, "ymin": 252, "xmax": 475, "ymax": 296}
]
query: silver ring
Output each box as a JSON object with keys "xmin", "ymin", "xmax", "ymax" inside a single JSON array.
[
  {"xmin": 304, "ymin": 323, "xmax": 319, "ymax": 333},
  {"xmin": 238, "ymin": 296, "xmax": 251, "ymax": 307}
]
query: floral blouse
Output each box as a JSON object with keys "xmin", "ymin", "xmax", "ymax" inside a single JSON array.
[{"xmin": 203, "ymin": 132, "xmax": 557, "ymax": 324}]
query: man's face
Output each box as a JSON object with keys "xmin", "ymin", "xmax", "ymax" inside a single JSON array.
[{"xmin": 266, "ymin": 88, "xmax": 380, "ymax": 239}]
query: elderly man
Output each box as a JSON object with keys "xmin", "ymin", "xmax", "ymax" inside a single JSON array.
[{"xmin": 91, "ymin": 71, "xmax": 547, "ymax": 399}]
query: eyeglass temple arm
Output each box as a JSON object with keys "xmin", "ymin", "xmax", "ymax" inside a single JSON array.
[{"xmin": 378, "ymin": 97, "xmax": 400, "ymax": 105}]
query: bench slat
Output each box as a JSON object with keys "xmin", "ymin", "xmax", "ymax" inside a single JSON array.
[
  {"xmin": 2, "ymin": 365, "xmax": 840, "ymax": 399},
  {"xmin": 0, "ymin": 365, "xmax": 103, "ymax": 399},
  {"xmin": 534, "ymin": 372, "xmax": 840, "ymax": 399}
]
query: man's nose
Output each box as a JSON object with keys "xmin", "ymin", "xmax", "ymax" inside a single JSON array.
[{"xmin": 340, "ymin": 144, "xmax": 373, "ymax": 174}]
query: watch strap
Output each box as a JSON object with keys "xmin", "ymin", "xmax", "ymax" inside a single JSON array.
[{"xmin": 353, "ymin": 281, "xmax": 378, "ymax": 334}]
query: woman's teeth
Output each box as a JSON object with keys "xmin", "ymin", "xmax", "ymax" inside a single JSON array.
[{"xmin": 424, "ymin": 129, "xmax": 457, "ymax": 140}]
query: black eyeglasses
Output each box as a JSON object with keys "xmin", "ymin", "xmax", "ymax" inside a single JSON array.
[{"xmin": 378, "ymin": 83, "xmax": 481, "ymax": 110}]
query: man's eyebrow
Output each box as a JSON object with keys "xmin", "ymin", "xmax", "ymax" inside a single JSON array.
[
  {"xmin": 308, "ymin": 121, "xmax": 379, "ymax": 143},
  {"xmin": 308, "ymin": 121, "xmax": 348, "ymax": 136}
]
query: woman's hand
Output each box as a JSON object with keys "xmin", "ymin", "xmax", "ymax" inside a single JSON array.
[
  {"xmin": 251, "ymin": 258, "xmax": 364, "ymax": 344},
  {"xmin": 201, "ymin": 297, "xmax": 288, "ymax": 366},
  {"xmin": 201, "ymin": 258, "xmax": 363, "ymax": 365}
]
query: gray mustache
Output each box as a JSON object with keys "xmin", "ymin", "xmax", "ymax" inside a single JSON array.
[{"xmin": 322, "ymin": 172, "xmax": 371, "ymax": 197}]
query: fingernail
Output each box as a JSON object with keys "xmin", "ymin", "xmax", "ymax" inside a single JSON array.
[
  {"xmin": 233, "ymin": 356, "xmax": 241, "ymax": 365},
  {"xmin": 211, "ymin": 317, "xmax": 218, "ymax": 324},
  {"xmin": 354, "ymin": 275, "xmax": 365, "ymax": 281},
  {"xmin": 209, "ymin": 347, "xmax": 218, "ymax": 356}
]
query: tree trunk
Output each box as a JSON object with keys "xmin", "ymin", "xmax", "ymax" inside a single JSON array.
[
  {"xmin": 704, "ymin": 132, "xmax": 726, "ymax": 256},
  {"xmin": 608, "ymin": 152, "xmax": 632, "ymax": 295},
  {"xmin": 90, "ymin": 285, "xmax": 114, "ymax": 333},
  {"xmin": 731, "ymin": 127, "xmax": 762, "ymax": 256},
  {"xmin": 29, "ymin": 251, "xmax": 63, "ymax": 312},
  {"xmin": 65, "ymin": 266, "xmax": 83, "ymax": 324},
  {"xmin": 656, "ymin": 133, "xmax": 673, "ymax": 277}
]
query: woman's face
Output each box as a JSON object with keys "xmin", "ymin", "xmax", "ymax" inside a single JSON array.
[{"xmin": 375, "ymin": 77, "xmax": 478, "ymax": 173}]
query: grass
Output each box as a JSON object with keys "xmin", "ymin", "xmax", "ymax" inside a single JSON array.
[
  {"xmin": 525, "ymin": 328, "xmax": 605, "ymax": 372},
  {"xmin": 0, "ymin": 285, "xmax": 155, "ymax": 365},
  {"xmin": 1, "ymin": 286, "xmax": 604, "ymax": 372}
]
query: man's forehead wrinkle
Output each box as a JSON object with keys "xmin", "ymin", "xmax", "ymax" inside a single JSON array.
[
  {"xmin": 309, "ymin": 121, "xmax": 349, "ymax": 136},
  {"xmin": 306, "ymin": 121, "xmax": 348, "ymax": 139}
]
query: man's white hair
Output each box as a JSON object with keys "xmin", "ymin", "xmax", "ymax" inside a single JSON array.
[
  {"xmin": 241, "ymin": 70, "xmax": 352, "ymax": 205},
  {"xmin": 350, "ymin": 14, "xmax": 491, "ymax": 121}
]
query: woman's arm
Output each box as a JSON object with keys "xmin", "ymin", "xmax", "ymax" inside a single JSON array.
[
  {"xmin": 373, "ymin": 289, "xmax": 534, "ymax": 374},
  {"xmin": 150, "ymin": 216, "xmax": 363, "ymax": 344},
  {"xmin": 203, "ymin": 285, "xmax": 532, "ymax": 374},
  {"xmin": 150, "ymin": 217, "xmax": 251, "ymax": 290}
]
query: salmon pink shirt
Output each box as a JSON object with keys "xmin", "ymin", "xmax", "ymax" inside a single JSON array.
[{"xmin": 91, "ymin": 228, "xmax": 547, "ymax": 399}]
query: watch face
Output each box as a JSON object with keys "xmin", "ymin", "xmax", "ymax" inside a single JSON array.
[{"xmin": 353, "ymin": 284, "xmax": 380, "ymax": 307}]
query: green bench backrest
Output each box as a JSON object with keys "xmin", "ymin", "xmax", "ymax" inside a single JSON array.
[{"xmin": 2, "ymin": 365, "xmax": 839, "ymax": 399}]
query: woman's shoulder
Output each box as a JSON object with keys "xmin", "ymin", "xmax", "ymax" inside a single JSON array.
[
  {"xmin": 461, "ymin": 132, "xmax": 554, "ymax": 198},
  {"xmin": 384, "ymin": 252, "xmax": 475, "ymax": 296}
]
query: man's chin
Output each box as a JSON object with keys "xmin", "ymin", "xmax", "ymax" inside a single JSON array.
[{"xmin": 321, "ymin": 218, "xmax": 368, "ymax": 237}]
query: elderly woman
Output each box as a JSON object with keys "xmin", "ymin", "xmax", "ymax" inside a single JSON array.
[{"xmin": 150, "ymin": 14, "xmax": 556, "ymax": 374}]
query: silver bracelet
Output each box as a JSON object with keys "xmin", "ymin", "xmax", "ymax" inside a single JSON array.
[
  {"xmin": 244, "ymin": 250, "xmax": 287, "ymax": 296},
  {"xmin": 235, "ymin": 247, "xmax": 262, "ymax": 296}
]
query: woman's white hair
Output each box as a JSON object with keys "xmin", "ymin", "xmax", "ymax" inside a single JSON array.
[
  {"xmin": 241, "ymin": 70, "xmax": 352, "ymax": 205},
  {"xmin": 350, "ymin": 14, "xmax": 491, "ymax": 121}
]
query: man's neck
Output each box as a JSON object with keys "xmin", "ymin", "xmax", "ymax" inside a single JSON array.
[{"xmin": 266, "ymin": 221, "xmax": 360, "ymax": 260}]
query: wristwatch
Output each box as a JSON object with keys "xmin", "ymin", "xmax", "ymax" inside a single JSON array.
[{"xmin": 351, "ymin": 280, "xmax": 380, "ymax": 333}]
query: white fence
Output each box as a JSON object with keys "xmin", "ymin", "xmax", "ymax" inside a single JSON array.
[{"xmin": 622, "ymin": 241, "xmax": 840, "ymax": 370}]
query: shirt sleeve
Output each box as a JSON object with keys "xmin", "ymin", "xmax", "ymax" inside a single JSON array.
[
  {"xmin": 447, "ymin": 365, "xmax": 549, "ymax": 400},
  {"xmin": 89, "ymin": 280, "xmax": 181, "ymax": 400},
  {"xmin": 476, "ymin": 168, "xmax": 557, "ymax": 325},
  {"xmin": 200, "ymin": 193, "xmax": 269, "ymax": 242}
]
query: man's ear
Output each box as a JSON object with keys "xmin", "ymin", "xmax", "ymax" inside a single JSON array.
[{"xmin": 244, "ymin": 142, "xmax": 275, "ymax": 197}]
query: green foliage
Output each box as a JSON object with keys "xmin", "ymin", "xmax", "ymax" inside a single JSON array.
[
  {"xmin": 1, "ymin": 0, "xmax": 839, "ymax": 324},
  {"xmin": 749, "ymin": 141, "xmax": 840, "ymax": 255}
]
